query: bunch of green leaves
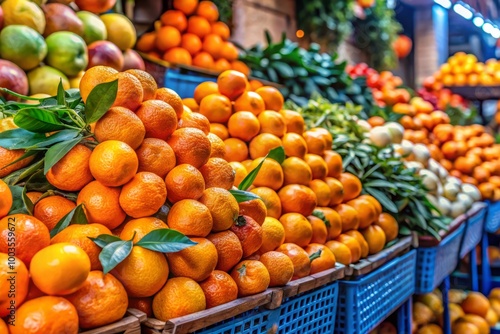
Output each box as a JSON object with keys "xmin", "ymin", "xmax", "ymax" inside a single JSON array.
[
  {"xmin": 291, "ymin": 95, "xmax": 451, "ymax": 239},
  {"xmin": 212, "ymin": 0, "xmax": 233, "ymax": 25},
  {"xmin": 239, "ymin": 32, "xmax": 378, "ymax": 117},
  {"xmin": 296, "ymin": 0, "xmax": 355, "ymax": 50},
  {"xmin": 352, "ymin": 0, "xmax": 401, "ymax": 71},
  {"xmin": 444, "ymin": 103, "xmax": 478, "ymax": 126}
]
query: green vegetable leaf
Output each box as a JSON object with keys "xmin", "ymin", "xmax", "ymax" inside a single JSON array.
[
  {"xmin": 99, "ymin": 240, "xmax": 133, "ymax": 274},
  {"xmin": 89, "ymin": 234, "xmax": 123, "ymax": 248},
  {"xmin": 13, "ymin": 108, "xmax": 68, "ymax": 133},
  {"xmin": 57, "ymin": 80, "xmax": 66, "ymax": 106},
  {"xmin": 49, "ymin": 203, "xmax": 87, "ymax": 238},
  {"xmin": 364, "ymin": 180, "xmax": 396, "ymax": 189},
  {"xmin": 43, "ymin": 137, "xmax": 81, "ymax": 174},
  {"xmin": 229, "ymin": 189, "xmax": 260, "ymax": 203},
  {"xmin": 85, "ymin": 79, "xmax": 118, "ymax": 124},
  {"xmin": 0, "ymin": 128, "xmax": 46, "ymax": 150},
  {"xmin": 136, "ymin": 229, "xmax": 197, "ymax": 252},
  {"xmin": 365, "ymin": 187, "xmax": 398, "ymax": 213}
]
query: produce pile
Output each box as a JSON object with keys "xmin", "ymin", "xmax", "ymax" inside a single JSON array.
[
  {"xmin": 0, "ymin": 0, "xmax": 144, "ymax": 99},
  {"xmin": 135, "ymin": 0, "xmax": 249, "ymax": 75}
]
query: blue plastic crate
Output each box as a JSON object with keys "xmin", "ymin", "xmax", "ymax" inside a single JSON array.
[
  {"xmin": 278, "ymin": 281, "xmax": 339, "ymax": 333},
  {"xmin": 164, "ymin": 68, "xmax": 217, "ymax": 99},
  {"xmin": 415, "ymin": 224, "xmax": 465, "ymax": 294},
  {"xmin": 396, "ymin": 297, "xmax": 412, "ymax": 334},
  {"xmin": 334, "ymin": 250, "xmax": 416, "ymax": 334},
  {"xmin": 193, "ymin": 307, "xmax": 279, "ymax": 334},
  {"xmin": 460, "ymin": 205, "xmax": 487, "ymax": 258},
  {"xmin": 486, "ymin": 200, "xmax": 500, "ymax": 233}
]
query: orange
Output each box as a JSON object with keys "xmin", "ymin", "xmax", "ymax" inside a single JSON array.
[
  {"xmin": 257, "ymin": 110, "xmax": 287, "ymax": 137},
  {"xmin": 259, "ymin": 251, "xmax": 294, "ymax": 287},
  {"xmin": 280, "ymin": 109, "xmax": 305, "ymax": 133},
  {"xmin": 161, "ymin": 10, "xmax": 188, "ymax": 32},
  {"xmin": 219, "ymin": 42, "xmax": 239, "ymax": 61},
  {"xmin": 0, "ymin": 253, "xmax": 29, "ymax": 318},
  {"xmin": 231, "ymin": 60, "xmax": 251, "ymax": 76},
  {"xmin": 187, "ymin": 15, "xmax": 211, "ymax": 38},
  {"xmin": 375, "ymin": 213, "xmax": 399, "ymax": 242},
  {"xmin": 214, "ymin": 59, "xmax": 231, "ymax": 72},
  {"xmin": 346, "ymin": 198, "xmax": 376, "ymax": 229},
  {"xmin": 278, "ymin": 184, "xmax": 317, "ymax": 217},
  {"xmin": 125, "ymin": 69, "xmax": 157, "ymax": 101},
  {"xmin": 208, "ymin": 132, "xmax": 226, "ymax": 158},
  {"xmin": 30, "ymin": 243, "xmax": 90, "ymax": 295},
  {"xmin": 211, "ymin": 21, "xmax": 230, "ymax": 40},
  {"xmin": 324, "ymin": 150, "xmax": 343, "ymax": 178},
  {"xmin": 309, "ymin": 179, "xmax": 332, "ymax": 207},
  {"xmin": 334, "ymin": 203, "xmax": 360, "ymax": 232},
  {"xmin": 199, "ymin": 270, "xmax": 237, "ymax": 308},
  {"xmin": 249, "ymin": 157, "xmax": 284, "ymax": 190},
  {"xmin": 197, "ymin": 1, "xmax": 219, "ymax": 22},
  {"xmin": 66, "ymin": 271, "xmax": 127, "ymax": 329},
  {"xmin": 51, "ymin": 223, "xmax": 112, "ymax": 271},
  {"xmin": 310, "ymin": 128, "xmax": 333, "ymax": 149},
  {"xmin": 250, "ymin": 187, "xmax": 282, "ymax": 219},
  {"xmin": 136, "ymin": 138, "xmax": 176, "ymax": 179},
  {"xmin": 0, "ymin": 148, "xmax": 33, "ymax": 177},
  {"xmin": 119, "ymin": 217, "xmax": 168, "ymax": 243},
  {"xmin": 338, "ymin": 172, "xmax": 362, "ymax": 202},
  {"xmin": 168, "ymin": 199, "xmax": 213, "ymax": 237},
  {"xmin": 249, "ymin": 79, "xmax": 263, "ymax": 91},
  {"xmin": 358, "ymin": 194, "xmax": 383, "ymax": 217},
  {"xmin": 305, "ymin": 243, "xmax": 336, "ymax": 274},
  {"xmin": 210, "ymin": 123, "xmax": 229, "ymax": 140},
  {"xmin": 94, "ymin": 106, "xmax": 145, "ymax": 149},
  {"xmin": 249, "ymin": 133, "xmax": 282, "ymax": 159},
  {"xmin": 79, "ymin": 65, "xmax": 118, "ymax": 103},
  {"xmin": 255, "ymin": 86, "xmax": 284, "ymax": 111},
  {"xmin": 304, "ymin": 153, "xmax": 329, "ymax": 179},
  {"xmin": 325, "ymin": 240, "xmax": 352, "ymax": 265},
  {"xmin": 302, "ymin": 131, "xmax": 326, "ymax": 155},
  {"xmin": 360, "ymin": 225, "xmax": 386, "ymax": 255},
  {"xmin": 345, "ymin": 230, "xmax": 369, "ymax": 258},
  {"xmin": 336, "ymin": 234, "xmax": 361, "ymax": 263},
  {"xmin": 0, "ymin": 214, "xmax": 50, "ymax": 266},
  {"xmin": 165, "ymin": 164, "xmax": 205, "ymax": 203},
  {"xmin": 155, "ymin": 87, "xmax": 184, "ymax": 118},
  {"xmin": 167, "ymin": 128, "xmax": 212, "ymax": 168},
  {"xmin": 461, "ymin": 292, "xmax": 490, "ymax": 317},
  {"xmin": 152, "ymin": 277, "xmax": 206, "ymax": 321},
  {"xmin": 192, "ymin": 49, "xmax": 216, "ymax": 68},
  {"xmin": 275, "ymin": 243, "xmax": 311, "ymax": 280},
  {"xmin": 89, "ymin": 140, "xmax": 138, "ymax": 187},
  {"xmin": 135, "ymin": 100, "xmax": 178, "ymax": 141},
  {"xmin": 473, "ymin": 166, "xmax": 491, "ymax": 184},
  {"xmin": 26, "ymin": 191, "xmax": 43, "ymax": 206},
  {"xmin": 479, "ymin": 182, "xmax": 495, "ymax": 200},
  {"xmin": 119, "ymin": 172, "xmax": 167, "ymax": 218},
  {"xmin": 457, "ymin": 315, "xmax": 490, "ymax": 334},
  {"xmin": 258, "ymin": 217, "xmax": 285, "ymax": 253},
  {"xmin": 194, "ymin": 81, "xmax": 219, "ymax": 104},
  {"xmin": 107, "ymin": 72, "xmax": 144, "ymax": 111},
  {"xmin": 282, "ymin": 157, "xmax": 313, "ymax": 186},
  {"xmin": 178, "ymin": 109, "xmax": 210, "ymax": 134},
  {"xmin": 282, "ymin": 132, "xmax": 308, "ymax": 158},
  {"xmin": 199, "ymin": 157, "xmax": 235, "ymax": 190},
  {"xmin": 230, "ymin": 215, "xmax": 263, "ymax": 257},
  {"xmin": 230, "ymin": 260, "xmax": 270, "ymax": 296},
  {"xmin": 77, "ymin": 180, "xmax": 126, "ymax": 229},
  {"xmin": 315, "ymin": 206, "xmax": 342, "ymax": 240},
  {"xmin": 279, "ymin": 212, "xmax": 313, "ymax": 247},
  {"xmin": 163, "ymin": 47, "xmax": 193, "ymax": 66},
  {"xmin": 325, "ymin": 178, "xmax": 345, "ymax": 206},
  {"xmin": 46, "ymin": 144, "xmax": 94, "ymax": 191},
  {"xmin": 199, "ymin": 93, "xmax": 232, "ymax": 123},
  {"xmin": 173, "ymin": 0, "xmax": 198, "ymax": 14},
  {"xmin": 238, "ymin": 198, "xmax": 267, "ymax": 225},
  {"xmin": 136, "ymin": 32, "xmax": 157, "ymax": 52},
  {"xmin": 230, "ymin": 161, "xmax": 248, "ymax": 187},
  {"xmin": 202, "ymin": 34, "xmax": 223, "ymax": 59},
  {"xmin": 167, "ymin": 237, "xmax": 218, "ymax": 282},
  {"xmin": 182, "ymin": 33, "xmax": 203, "ymax": 57},
  {"xmin": 308, "ymin": 215, "xmax": 328, "ymax": 244},
  {"xmin": 217, "ymin": 70, "xmax": 248, "ymax": 101},
  {"xmin": 234, "ymin": 91, "xmax": 265, "ymax": 115},
  {"xmin": 442, "ymin": 141, "xmax": 459, "ymax": 161},
  {"xmin": 128, "ymin": 297, "xmax": 153, "ymax": 317},
  {"xmin": 33, "ymin": 196, "xmax": 76, "ymax": 231},
  {"xmin": 207, "ymin": 230, "xmax": 243, "ymax": 272},
  {"xmin": 367, "ymin": 116, "xmax": 385, "ymax": 127},
  {"xmin": 452, "ymin": 322, "xmax": 480, "ymax": 334},
  {"xmin": 8, "ymin": 296, "xmax": 78, "ymax": 334}
]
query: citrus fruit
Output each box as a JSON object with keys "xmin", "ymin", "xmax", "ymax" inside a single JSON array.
[
  {"xmin": 161, "ymin": 10, "xmax": 188, "ymax": 32},
  {"xmin": 94, "ymin": 106, "xmax": 146, "ymax": 150},
  {"xmin": 259, "ymin": 251, "xmax": 294, "ymax": 287},
  {"xmin": 256, "ymin": 86, "xmax": 284, "ymax": 112},
  {"xmin": 308, "ymin": 215, "xmax": 328, "ymax": 244},
  {"xmin": 199, "ymin": 93, "xmax": 232, "ymax": 123},
  {"xmin": 258, "ymin": 111, "xmax": 287, "ymax": 137},
  {"xmin": 230, "ymin": 215, "xmax": 263, "ymax": 258},
  {"xmin": 249, "ymin": 133, "xmax": 283, "ymax": 159},
  {"xmin": 119, "ymin": 217, "xmax": 168, "ymax": 243},
  {"xmin": 166, "ymin": 237, "xmax": 217, "ymax": 282},
  {"xmin": 199, "ymin": 187, "xmax": 239, "ymax": 231},
  {"xmin": 224, "ymin": 138, "xmax": 249, "ymax": 162},
  {"xmin": 325, "ymin": 240, "xmax": 352, "ymax": 265},
  {"xmin": 249, "ymin": 157, "xmax": 284, "ymax": 190},
  {"xmin": 33, "ymin": 195, "xmax": 76, "ymax": 231},
  {"xmin": 89, "ymin": 140, "xmax": 138, "ymax": 187},
  {"xmin": 258, "ymin": 217, "xmax": 286, "ymax": 253},
  {"xmin": 199, "ymin": 270, "xmax": 238, "ymax": 308},
  {"xmin": 228, "ymin": 111, "xmax": 261, "ymax": 142},
  {"xmin": 167, "ymin": 199, "xmax": 213, "ymax": 237},
  {"xmin": 165, "ymin": 164, "xmax": 205, "ymax": 203},
  {"xmin": 461, "ymin": 292, "xmax": 490, "ymax": 317},
  {"xmin": 217, "ymin": 70, "xmax": 248, "ymax": 101},
  {"xmin": 278, "ymin": 184, "xmax": 317, "ymax": 217},
  {"xmin": 275, "ymin": 243, "xmax": 311, "ymax": 280},
  {"xmin": 230, "ymin": 260, "xmax": 270, "ymax": 297},
  {"xmin": 305, "ymin": 243, "xmax": 336, "ymax": 274},
  {"xmin": 119, "ymin": 172, "xmax": 167, "ymax": 218},
  {"xmin": 279, "ymin": 212, "xmax": 313, "ymax": 247},
  {"xmin": 282, "ymin": 132, "xmax": 308, "ymax": 158},
  {"xmin": 155, "ymin": 26, "xmax": 181, "ymax": 52},
  {"xmin": 178, "ymin": 109, "xmax": 211, "ymax": 134},
  {"xmin": 207, "ymin": 230, "xmax": 243, "ymax": 272},
  {"xmin": 375, "ymin": 213, "xmax": 399, "ymax": 242},
  {"xmin": 79, "ymin": 65, "xmax": 118, "ymax": 103},
  {"xmin": 207, "ymin": 132, "xmax": 226, "ymax": 158},
  {"xmin": 167, "ymin": 127, "xmax": 212, "ymax": 168},
  {"xmin": 199, "ymin": 157, "xmax": 235, "ymax": 190},
  {"xmin": 0, "ymin": 180, "xmax": 12, "ymax": 219},
  {"xmin": 0, "ymin": 253, "xmax": 29, "ymax": 318},
  {"xmin": 238, "ymin": 198, "xmax": 267, "ymax": 226}
]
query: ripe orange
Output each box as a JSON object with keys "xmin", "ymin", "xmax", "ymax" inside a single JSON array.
[
  {"xmin": 178, "ymin": 109, "xmax": 210, "ymax": 134},
  {"xmin": 219, "ymin": 42, "xmax": 239, "ymax": 61},
  {"xmin": 202, "ymin": 33, "xmax": 223, "ymax": 59},
  {"xmin": 187, "ymin": 15, "xmax": 211, "ymax": 38},
  {"xmin": 230, "ymin": 161, "xmax": 248, "ymax": 187},
  {"xmin": 161, "ymin": 10, "xmax": 187, "ymax": 32},
  {"xmin": 230, "ymin": 260, "xmax": 270, "ymax": 297},
  {"xmin": 119, "ymin": 172, "xmax": 167, "ymax": 218},
  {"xmin": 315, "ymin": 206, "xmax": 342, "ymax": 240},
  {"xmin": 324, "ymin": 150, "xmax": 343, "ymax": 178},
  {"xmin": 361, "ymin": 225, "xmax": 386, "ymax": 255},
  {"xmin": 79, "ymin": 65, "xmax": 118, "ymax": 103},
  {"xmin": 308, "ymin": 215, "xmax": 328, "ymax": 244},
  {"xmin": 136, "ymin": 138, "xmax": 176, "ymax": 179},
  {"xmin": 210, "ymin": 123, "xmax": 229, "ymax": 140},
  {"xmin": 305, "ymin": 243, "xmax": 336, "ymax": 274},
  {"xmin": 257, "ymin": 111, "xmax": 287, "ymax": 137},
  {"xmin": 167, "ymin": 127, "xmax": 212, "ymax": 168},
  {"xmin": 0, "ymin": 214, "xmax": 50, "ymax": 265},
  {"xmin": 310, "ymin": 128, "xmax": 333, "ymax": 148},
  {"xmin": 257, "ymin": 217, "xmax": 285, "ymax": 253},
  {"xmin": 345, "ymin": 230, "xmax": 369, "ymax": 258},
  {"xmin": 199, "ymin": 270, "xmax": 237, "ymax": 308},
  {"xmin": 278, "ymin": 184, "xmax": 317, "ymax": 217},
  {"xmin": 46, "ymin": 144, "xmax": 94, "ymax": 191},
  {"xmin": 163, "ymin": 47, "xmax": 193, "ymax": 66},
  {"xmin": 275, "ymin": 243, "xmax": 311, "ymax": 280},
  {"xmin": 325, "ymin": 240, "xmax": 352, "ymax": 265},
  {"xmin": 250, "ymin": 187, "xmax": 282, "ymax": 219},
  {"xmin": 461, "ymin": 292, "xmax": 490, "ymax": 317},
  {"xmin": 119, "ymin": 217, "xmax": 168, "ymax": 243},
  {"xmin": 128, "ymin": 297, "xmax": 153, "ymax": 317},
  {"xmin": 249, "ymin": 157, "xmax": 284, "ymax": 190},
  {"xmin": 30, "ymin": 243, "xmax": 90, "ymax": 295},
  {"xmin": 334, "ymin": 203, "xmax": 360, "ymax": 232},
  {"xmin": 238, "ymin": 198, "xmax": 267, "ymax": 225},
  {"xmin": 167, "ymin": 199, "xmax": 213, "ymax": 237},
  {"xmin": 282, "ymin": 132, "xmax": 308, "ymax": 158},
  {"xmin": 152, "ymin": 277, "xmax": 206, "ymax": 321},
  {"xmin": 89, "ymin": 140, "xmax": 138, "ymax": 187},
  {"xmin": 107, "ymin": 72, "xmax": 144, "ymax": 111},
  {"xmin": 279, "ymin": 212, "xmax": 313, "ymax": 247},
  {"xmin": 282, "ymin": 156, "xmax": 313, "ymax": 186},
  {"xmin": 215, "ymin": 59, "xmax": 231, "ymax": 72},
  {"xmin": 304, "ymin": 153, "xmax": 329, "ymax": 179},
  {"xmin": 259, "ymin": 251, "xmax": 294, "ymax": 287},
  {"xmin": 208, "ymin": 133, "xmax": 226, "ymax": 158},
  {"xmin": 155, "ymin": 87, "xmax": 184, "ymax": 118},
  {"xmin": 9, "ymin": 296, "xmax": 78, "ymax": 334},
  {"xmin": 249, "ymin": 133, "xmax": 282, "ymax": 159},
  {"xmin": 211, "ymin": 21, "xmax": 230, "ymax": 40},
  {"xmin": 182, "ymin": 33, "xmax": 203, "ymax": 56},
  {"xmin": 136, "ymin": 32, "xmax": 157, "ymax": 52},
  {"xmin": 217, "ymin": 70, "xmax": 248, "ymax": 101},
  {"xmin": 165, "ymin": 164, "xmax": 205, "ymax": 203},
  {"xmin": 0, "ymin": 180, "xmax": 12, "ymax": 218},
  {"xmin": 94, "ymin": 106, "xmax": 145, "ymax": 149},
  {"xmin": 338, "ymin": 173, "xmax": 362, "ymax": 202},
  {"xmin": 33, "ymin": 196, "xmax": 76, "ymax": 231},
  {"xmin": 231, "ymin": 60, "xmax": 251, "ymax": 77},
  {"xmin": 375, "ymin": 213, "xmax": 398, "ymax": 242},
  {"xmin": 51, "ymin": 223, "xmax": 112, "ymax": 271},
  {"xmin": 199, "ymin": 93, "xmax": 232, "ymax": 123},
  {"xmin": 194, "ymin": 81, "xmax": 219, "ymax": 104},
  {"xmin": 346, "ymin": 198, "xmax": 376, "ymax": 229},
  {"xmin": 280, "ymin": 109, "xmax": 305, "ymax": 133},
  {"xmin": 197, "ymin": 1, "xmax": 219, "ymax": 22},
  {"xmin": 336, "ymin": 234, "xmax": 361, "ymax": 263},
  {"xmin": 199, "ymin": 157, "xmax": 235, "ymax": 190},
  {"xmin": 233, "ymin": 91, "xmax": 265, "ymax": 116},
  {"xmin": 249, "ymin": 79, "xmax": 263, "ymax": 91},
  {"xmin": 77, "ymin": 180, "xmax": 126, "ymax": 229},
  {"xmin": 303, "ymin": 130, "xmax": 327, "ymax": 155},
  {"xmin": 199, "ymin": 187, "xmax": 239, "ymax": 231},
  {"xmin": 135, "ymin": 100, "xmax": 178, "ymax": 141},
  {"xmin": 173, "ymin": 0, "xmax": 198, "ymax": 14},
  {"xmin": 66, "ymin": 271, "xmax": 128, "ymax": 329},
  {"xmin": 167, "ymin": 237, "xmax": 218, "ymax": 282},
  {"xmin": 309, "ymin": 179, "xmax": 332, "ymax": 207},
  {"xmin": 452, "ymin": 322, "xmax": 480, "ymax": 334},
  {"xmin": 125, "ymin": 69, "xmax": 157, "ymax": 101},
  {"xmin": 230, "ymin": 215, "xmax": 263, "ymax": 257},
  {"xmin": 0, "ymin": 253, "xmax": 29, "ymax": 317},
  {"xmin": 457, "ymin": 314, "xmax": 490, "ymax": 334},
  {"xmin": 207, "ymin": 230, "xmax": 243, "ymax": 272}
]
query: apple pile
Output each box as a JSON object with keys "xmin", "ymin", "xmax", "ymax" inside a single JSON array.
[{"xmin": 0, "ymin": 0, "xmax": 144, "ymax": 100}]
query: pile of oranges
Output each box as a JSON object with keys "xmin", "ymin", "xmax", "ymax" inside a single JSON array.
[{"xmin": 136, "ymin": 0, "xmax": 250, "ymax": 75}]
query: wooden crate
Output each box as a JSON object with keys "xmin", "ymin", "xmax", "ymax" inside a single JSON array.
[{"xmin": 80, "ymin": 309, "xmax": 147, "ymax": 334}]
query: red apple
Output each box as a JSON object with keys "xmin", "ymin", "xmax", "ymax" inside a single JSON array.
[
  {"xmin": 0, "ymin": 60, "xmax": 29, "ymax": 101},
  {"xmin": 87, "ymin": 40, "xmax": 124, "ymax": 71},
  {"xmin": 43, "ymin": 3, "xmax": 84, "ymax": 38},
  {"xmin": 122, "ymin": 49, "xmax": 145, "ymax": 71}
]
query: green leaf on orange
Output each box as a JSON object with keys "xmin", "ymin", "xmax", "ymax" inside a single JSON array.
[
  {"xmin": 13, "ymin": 108, "xmax": 69, "ymax": 133},
  {"xmin": 238, "ymin": 146, "xmax": 285, "ymax": 190},
  {"xmin": 229, "ymin": 189, "xmax": 260, "ymax": 203},
  {"xmin": 135, "ymin": 228, "xmax": 197, "ymax": 253},
  {"xmin": 44, "ymin": 137, "xmax": 81, "ymax": 174},
  {"xmin": 89, "ymin": 234, "xmax": 122, "ymax": 248},
  {"xmin": 85, "ymin": 79, "xmax": 118, "ymax": 124},
  {"xmin": 50, "ymin": 203, "xmax": 87, "ymax": 238},
  {"xmin": 99, "ymin": 240, "xmax": 133, "ymax": 274}
]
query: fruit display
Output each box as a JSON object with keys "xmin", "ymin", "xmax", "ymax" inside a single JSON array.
[
  {"xmin": 136, "ymin": 0, "xmax": 249, "ymax": 75},
  {"xmin": 0, "ymin": 0, "xmax": 144, "ymax": 99}
]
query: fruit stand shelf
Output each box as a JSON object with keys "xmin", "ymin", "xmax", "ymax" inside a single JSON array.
[
  {"xmin": 80, "ymin": 309, "xmax": 147, "ymax": 334},
  {"xmin": 445, "ymin": 85, "xmax": 500, "ymax": 124}
]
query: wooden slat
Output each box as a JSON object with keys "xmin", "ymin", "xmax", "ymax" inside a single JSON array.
[
  {"xmin": 80, "ymin": 316, "xmax": 140, "ymax": 334},
  {"xmin": 127, "ymin": 308, "xmax": 148, "ymax": 323}
]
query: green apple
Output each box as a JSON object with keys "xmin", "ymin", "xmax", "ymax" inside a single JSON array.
[
  {"xmin": 45, "ymin": 31, "xmax": 88, "ymax": 76},
  {"xmin": 76, "ymin": 11, "xmax": 107, "ymax": 45}
]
